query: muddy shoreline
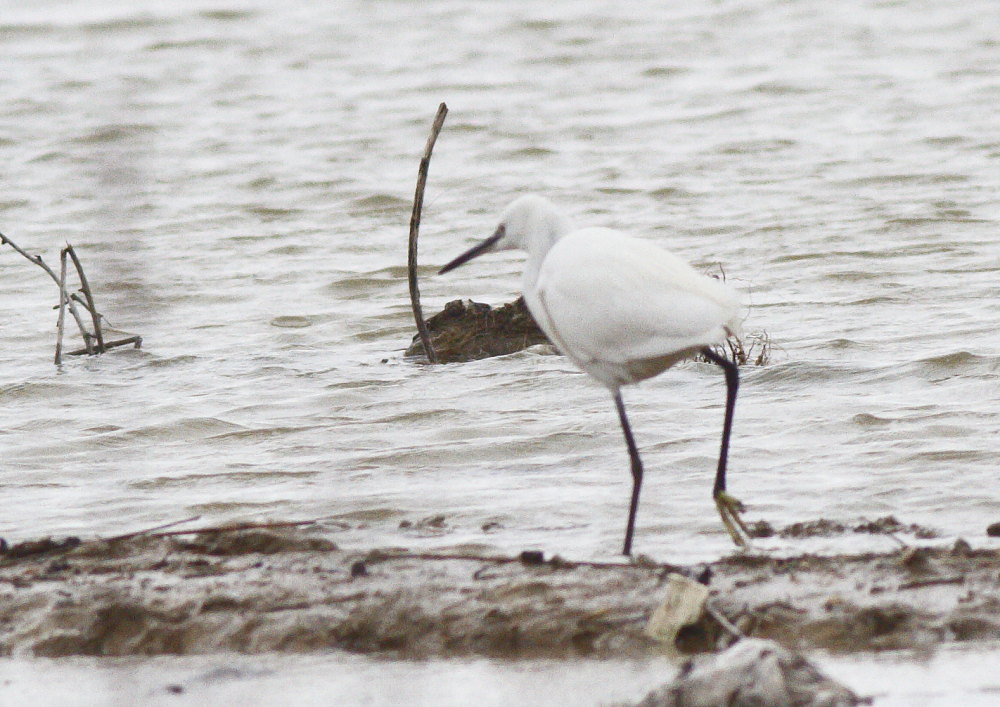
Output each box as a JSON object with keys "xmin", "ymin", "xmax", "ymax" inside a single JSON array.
[{"xmin": 1, "ymin": 520, "xmax": 998, "ymax": 660}]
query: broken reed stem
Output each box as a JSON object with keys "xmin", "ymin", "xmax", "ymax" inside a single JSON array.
[
  {"xmin": 407, "ymin": 102, "xmax": 448, "ymax": 364},
  {"xmin": 1, "ymin": 231, "xmax": 93, "ymax": 350},
  {"xmin": 103, "ymin": 515, "xmax": 203, "ymax": 544},
  {"xmin": 64, "ymin": 244, "xmax": 105, "ymax": 353},
  {"xmin": 55, "ymin": 248, "xmax": 69, "ymax": 365},
  {"xmin": 147, "ymin": 519, "xmax": 320, "ymax": 538},
  {"xmin": 372, "ymin": 550, "xmax": 682, "ymax": 574}
]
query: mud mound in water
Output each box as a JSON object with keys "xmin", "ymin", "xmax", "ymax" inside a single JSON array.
[
  {"xmin": 1, "ymin": 523, "xmax": 999, "ymax": 659},
  {"xmin": 405, "ymin": 298, "xmax": 549, "ymax": 362},
  {"xmin": 405, "ymin": 297, "xmax": 771, "ymax": 366}
]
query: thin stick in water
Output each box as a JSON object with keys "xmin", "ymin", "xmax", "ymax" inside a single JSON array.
[
  {"xmin": 55, "ymin": 247, "xmax": 69, "ymax": 365},
  {"xmin": 65, "ymin": 244, "xmax": 105, "ymax": 353},
  {"xmin": 407, "ymin": 102, "xmax": 448, "ymax": 364}
]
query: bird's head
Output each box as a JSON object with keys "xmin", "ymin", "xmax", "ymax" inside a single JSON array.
[{"xmin": 439, "ymin": 195, "xmax": 571, "ymax": 274}]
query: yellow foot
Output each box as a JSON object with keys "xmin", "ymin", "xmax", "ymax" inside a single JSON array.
[{"xmin": 715, "ymin": 491, "xmax": 751, "ymax": 548}]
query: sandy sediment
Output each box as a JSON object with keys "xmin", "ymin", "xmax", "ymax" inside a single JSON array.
[{"xmin": 1, "ymin": 521, "xmax": 998, "ymax": 659}]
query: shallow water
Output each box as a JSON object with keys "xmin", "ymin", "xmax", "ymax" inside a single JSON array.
[
  {"xmin": 2, "ymin": 645, "xmax": 1000, "ymax": 706},
  {"xmin": 2, "ymin": 0, "xmax": 1000, "ymax": 701}
]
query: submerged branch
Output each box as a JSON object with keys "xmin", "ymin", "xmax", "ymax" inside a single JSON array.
[{"xmin": 66, "ymin": 335, "xmax": 142, "ymax": 356}]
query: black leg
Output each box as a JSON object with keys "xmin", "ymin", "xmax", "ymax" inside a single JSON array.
[
  {"xmin": 700, "ymin": 347, "xmax": 749, "ymax": 546},
  {"xmin": 614, "ymin": 391, "xmax": 643, "ymax": 556},
  {"xmin": 699, "ymin": 347, "xmax": 739, "ymax": 496}
]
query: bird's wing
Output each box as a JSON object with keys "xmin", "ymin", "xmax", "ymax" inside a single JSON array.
[{"xmin": 532, "ymin": 228, "xmax": 740, "ymax": 367}]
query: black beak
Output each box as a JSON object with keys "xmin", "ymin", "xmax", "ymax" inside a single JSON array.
[{"xmin": 439, "ymin": 225, "xmax": 505, "ymax": 274}]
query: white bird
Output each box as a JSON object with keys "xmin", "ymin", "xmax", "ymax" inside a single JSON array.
[{"xmin": 439, "ymin": 195, "xmax": 749, "ymax": 555}]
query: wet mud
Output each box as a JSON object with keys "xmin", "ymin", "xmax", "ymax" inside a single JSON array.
[
  {"xmin": 405, "ymin": 297, "xmax": 549, "ymax": 362},
  {"xmin": 1, "ymin": 519, "xmax": 998, "ymax": 659},
  {"xmin": 634, "ymin": 638, "xmax": 868, "ymax": 707}
]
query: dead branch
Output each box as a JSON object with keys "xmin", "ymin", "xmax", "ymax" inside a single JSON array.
[
  {"xmin": 1, "ymin": 231, "xmax": 92, "ymax": 348},
  {"xmin": 2, "ymin": 231, "xmax": 144, "ymax": 360},
  {"xmin": 65, "ymin": 244, "xmax": 105, "ymax": 353},
  {"xmin": 407, "ymin": 102, "xmax": 448, "ymax": 363},
  {"xmin": 1, "ymin": 231, "xmax": 59, "ymax": 282},
  {"xmin": 55, "ymin": 248, "xmax": 69, "ymax": 365}
]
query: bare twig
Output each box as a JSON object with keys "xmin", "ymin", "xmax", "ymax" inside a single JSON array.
[
  {"xmin": 1, "ymin": 231, "xmax": 58, "ymax": 280},
  {"xmin": 148, "ymin": 519, "xmax": 320, "ymax": 538},
  {"xmin": 1, "ymin": 231, "xmax": 93, "ymax": 348},
  {"xmin": 103, "ymin": 515, "xmax": 203, "ymax": 543},
  {"xmin": 55, "ymin": 248, "xmax": 69, "ymax": 365},
  {"xmin": 898, "ymin": 576, "xmax": 964, "ymax": 590},
  {"xmin": 64, "ymin": 244, "xmax": 105, "ymax": 353},
  {"xmin": 407, "ymin": 102, "xmax": 448, "ymax": 364}
]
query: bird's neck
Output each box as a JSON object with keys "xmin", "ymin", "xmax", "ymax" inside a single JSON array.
[
  {"xmin": 522, "ymin": 213, "xmax": 572, "ymax": 289},
  {"xmin": 522, "ymin": 250, "xmax": 548, "ymax": 291}
]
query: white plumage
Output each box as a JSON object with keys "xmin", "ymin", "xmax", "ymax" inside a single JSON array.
[
  {"xmin": 531, "ymin": 226, "xmax": 741, "ymax": 388},
  {"xmin": 440, "ymin": 195, "xmax": 749, "ymax": 555}
]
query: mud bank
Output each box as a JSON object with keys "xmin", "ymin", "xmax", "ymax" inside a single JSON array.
[
  {"xmin": 1, "ymin": 522, "xmax": 998, "ymax": 659},
  {"xmin": 405, "ymin": 298, "xmax": 549, "ymax": 362}
]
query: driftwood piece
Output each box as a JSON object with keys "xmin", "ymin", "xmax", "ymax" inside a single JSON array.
[{"xmin": 407, "ymin": 102, "xmax": 448, "ymax": 364}]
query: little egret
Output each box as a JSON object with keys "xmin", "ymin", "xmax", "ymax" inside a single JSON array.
[{"xmin": 439, "ymin": 195, "xmax": 750, "ymax": 555}]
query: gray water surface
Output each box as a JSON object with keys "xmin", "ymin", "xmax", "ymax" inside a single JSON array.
[{"xmin": 2, "ymin": 0, "xmax": 1000, "ymax": 701}]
